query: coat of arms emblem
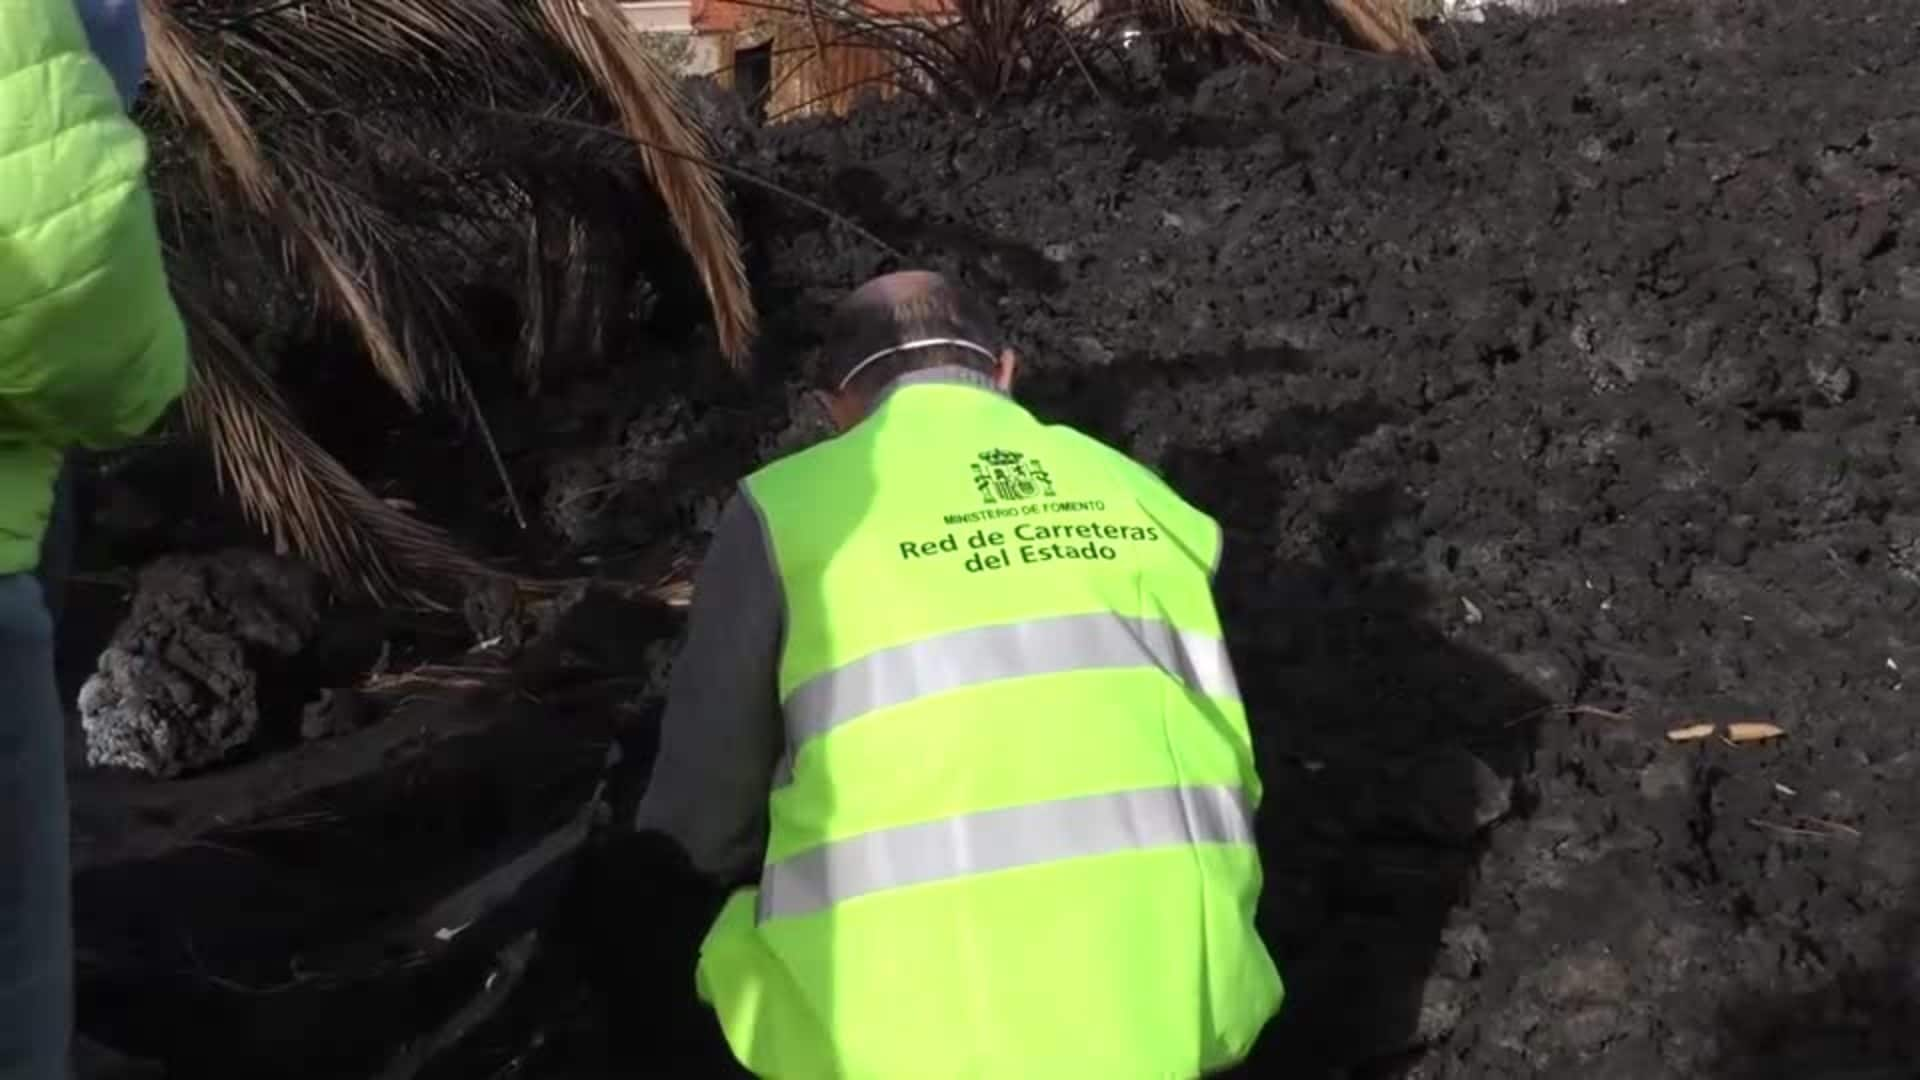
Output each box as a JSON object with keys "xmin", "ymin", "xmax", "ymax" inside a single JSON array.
[{"xmin": 971, "ymin": 448, "xmax": 1055, "ymax": 504}]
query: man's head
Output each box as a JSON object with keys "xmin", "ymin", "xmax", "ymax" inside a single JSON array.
[{"xmin": 811, "ymin": 271, "xmax": 1018, "ymax": 431}]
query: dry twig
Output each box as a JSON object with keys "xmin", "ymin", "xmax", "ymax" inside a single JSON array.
[{"xmin": 1749, "ymin": 817, "xmax": 1861, "ymax": 840}]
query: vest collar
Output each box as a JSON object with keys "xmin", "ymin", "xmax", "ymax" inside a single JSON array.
[{"xmin": 868, "ymin": 364, "xmax": 1006, "ymax": 413}]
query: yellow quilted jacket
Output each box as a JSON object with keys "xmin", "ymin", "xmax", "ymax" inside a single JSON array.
[{"xmin": 0, "ymin": 0, "xmax": 188, "ymax": 573}]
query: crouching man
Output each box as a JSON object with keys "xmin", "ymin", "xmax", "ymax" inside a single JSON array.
[{"xmin": 597, "ymin": 271, "xmax": 1281, "ymax": 1078}]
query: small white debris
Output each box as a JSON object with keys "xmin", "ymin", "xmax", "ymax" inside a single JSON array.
[
  {"xmin": 1774, "ymin": 783, "xmax": 1798, "ymax": 796},
  {"xmin": 434, "ymin": 922, "xmax": 473, "ymax": 943},
  {"xmin": 1727, "ymin": 722, "xmax": 1786, "ymax": 744},
  {"xmin": 1462, "ymin": 597, "xmax": 1484, "ymax": 624}
]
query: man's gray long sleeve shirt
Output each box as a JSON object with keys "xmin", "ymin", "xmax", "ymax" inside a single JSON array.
[
  {"xmin": 633, "ymin": 367, "xmax": 1026, "ymax": 885},
  {"xmin": 631, "ymin": 493, "xmax": 785, "ymax": 885}
]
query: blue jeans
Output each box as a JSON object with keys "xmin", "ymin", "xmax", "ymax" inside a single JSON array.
[
  {"xmin": 0, "ymin": 573, "xmax": 71, "ymax": 1079},
  {"xmin": 38, "ymin": 462, "xmax": 74, "ymax": 628}
]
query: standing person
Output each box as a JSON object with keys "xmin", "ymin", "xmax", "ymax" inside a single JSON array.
[
  {"xmin": 604, "ymin": 270, "xmax": 1281, "ymax": 1077},
  {"xmin": 1, "ymin": 1, "xmax": 191, "ymax": 1076},
  {"xmin": 39, "ymin": 0, "xmax": 149, "ymax": 628},
  {"xmin": 38, "ymin": 0, "xmax": 148, "ymax": 629}
]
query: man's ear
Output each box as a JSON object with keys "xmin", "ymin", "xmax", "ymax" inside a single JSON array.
[
  {"xmin": 809, "ymin": 388, "xmax": 837, "ymax": 429},
  {"xmin": 994, "ymin": 348, "xmax": 1020, "ymax": 391},
  {"xmin": 814, "ymin": 388, "xmax": 863, "ymax": 432}
]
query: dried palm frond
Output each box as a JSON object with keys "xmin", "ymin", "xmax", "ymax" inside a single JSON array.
[
  {"xmin": 1326, "ymin": 0, "xmax": 1431, "ymax": 60},
  {"xmin": 177, "ymin": 294, "xmax": 505, "ymax": 606},
  {"xmin": 537, "ymin": 0, "xmax": 756, "ymax": 365},
  {"xmin": 140, "ymin": 1, "xmax": 270, "ymax": 208},
  {"xmin": 144, "ymin": 0, "xmax": 428, "ymax": 405},
  {"xmin": 143, "ymin": 0, "xmax": 757, "ymax": 597},
  {"xmin": 152, "ymin": 0, "xmax": 753, "ymax": 377},
  {"xmin": 1162, "ymin": 0, "xmax": 1296, "ymax": 63}
]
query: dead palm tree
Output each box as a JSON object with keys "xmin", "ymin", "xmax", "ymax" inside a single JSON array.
[{"xmin": 139, "ymin": 0, "xmax": 755, "ymax": 603}]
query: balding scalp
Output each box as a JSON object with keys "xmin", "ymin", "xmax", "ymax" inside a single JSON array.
[{"xmin": 819, "ymin": 271, "xmax": 1003, "ymax": 390}]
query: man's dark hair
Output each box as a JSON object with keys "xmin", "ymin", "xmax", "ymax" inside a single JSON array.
[{"xmin": 816, "ymin": 274, "xmax": 1004, "ymax": 395}]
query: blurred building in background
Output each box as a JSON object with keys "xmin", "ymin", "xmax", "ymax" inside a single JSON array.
[{"xmin": 619, "ymin": 0, "xmax": 1098, "ymax": 120}]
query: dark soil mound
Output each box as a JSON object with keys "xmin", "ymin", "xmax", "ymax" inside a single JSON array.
[
  {"xmin": 714, "ymin": 3, "xmax": 1920, "ymax": 1074},
  {"xmin": 73, "ymin": 0, "xmax": 1920, "ymax": 1076}
]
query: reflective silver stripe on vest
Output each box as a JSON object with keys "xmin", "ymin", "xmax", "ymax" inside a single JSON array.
[
  {"xmin": 772, "ymin": 614, "xmax": 1240, "ymax": 786},
  {"xmin": 756, "ymin": 784, "xmax": 1254, "ymax": 923}
]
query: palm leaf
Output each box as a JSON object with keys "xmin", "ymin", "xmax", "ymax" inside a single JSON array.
[
  {"xmin": 144, "ymin": 0, "xmax": 430, "ymax": 406},
  {"xmin": 1162, "ymin": 0, "xmax": 1300, "ymax": 62},
  {"xmin": 536, "ymin": 0, "xmax": 756, "ymax": 365},
  {"xmin": 141, "ymin": 0, "xmax": 757, "ymax": 598},
  {"xmin": 177, "ymin": 293, "xmax": 503, "ymax": 605},
  {"xmin": 1326, "ymin": 0, "xmax": 1431, "ymax": 59}
]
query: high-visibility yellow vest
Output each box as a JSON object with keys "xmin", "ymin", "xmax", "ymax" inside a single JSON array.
[
  {"xmin": 1, "ymin": 0, "xmax": 188, "ymax": 573},
  {"xmin": 695, "ymin": 379, "xmax": 1282, "ymax": 1079}
]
